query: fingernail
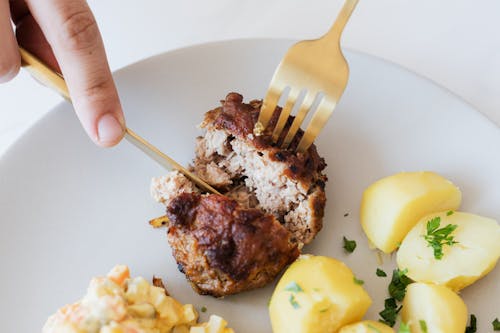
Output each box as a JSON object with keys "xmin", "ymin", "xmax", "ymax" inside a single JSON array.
[
  {"xmin": 0, "ymin": 66, "xmax": 19, "ymax": 83},
  {"xmin": 97, "ymin": 113, "xmax": 124, "ymax": 146}
]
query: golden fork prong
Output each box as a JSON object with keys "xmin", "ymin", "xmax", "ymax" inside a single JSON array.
[
  {"xmin": 255, "ymin": 86, "xmax": 282, "ymax": 134},
  {"xmin": 272, "ymin": 89, "xmax": 299, "ymax": 142},
  {"xmin": 256, "ymin": 0, "xmax": 358, "ymax": 151},
  {"xmin": 297, "ymin": 98, "xmax": 337, "ymax": 153},
  {"xmin": 282, "ymin": 93, "xmax": 316, "ymax": 149}
]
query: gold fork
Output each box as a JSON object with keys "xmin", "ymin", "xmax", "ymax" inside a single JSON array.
[
  {"xmin": 19, "ymin": 47, "xmax": 219, "ymax": 195},
  {"xmin": 256, "ymin": 0, "xmax": 359, "ymax": 153}
]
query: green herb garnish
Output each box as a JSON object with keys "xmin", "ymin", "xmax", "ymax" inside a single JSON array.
[
  {"xmin": 376, "ymin": 268, "xmax": 387, "ymax": 277},
  {"xmin": 289, "ymin": 294, "xmax": 300, "ymax": 309},
  {"xmin": 446, "ymin": 210, "xmax": 454, "ymax": 216},
  {"xmin": 343, "ymin": 236, "xmax": 357, "ymax": 253},
  {"xmin": 379, "ymin": 269, "xmax": 412, "ymax": 327},
  {"xmin": 379, "ymin": 297, "xmax": 401, "ymax": 327},
  {"xmin": 388, "ymin": 268, "xmax": 412, "ymax": 301},
  {"xmin": 367, "ymin": 324, "xmax": 382, "ymax": 333},
  {"xmin": 200, "ymin": 306, "xmax": 207, "ymax": 313},
  {"xmin": 465, "ymin": 314, "xmax": 477, "ymax": 333},
  {"xmin": 319, "ymin": 307, "xmax": 329, "ymax": 313},
  {"xmin": 353, "ymin": 276, "xmax": 364, "ymax": 285},
  {"xmin": 492, "ymin": 318, "xmax": 500, "ymax": 331},
  {"xmin": 285, "ymin": 281, "xmax": 303, "ymax": 309},
  {"xmin": 419, "ymin": 320, "xmax": 428, "ymax": 333},
  {"xmin": 422, "ymin": 216, "xmax": 459, "ymax": 260},
  {"xmin": 284, "ymin": 281, "xmax": 303, "ymax": 293},
  {"xmin": 398, "ymin": 322, "xmax": 410, "ymax": 333}
]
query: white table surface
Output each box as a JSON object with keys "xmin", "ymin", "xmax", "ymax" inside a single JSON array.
[{"xmin": 1, "ymin": 0, "xmax": 499, "ymax": 156}]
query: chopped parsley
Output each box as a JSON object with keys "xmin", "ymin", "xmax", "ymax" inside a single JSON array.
[
  {"xmin": 446, "ymin": 210, "xmax": 454, "ymax": 216},
  {"xmin": 284, "ymin": 281, "xmax": 303, "ymax": 309},
  {"xmin": 353, "ymin": 276, "xmax": 364, "ymax": 285},
  {"xmin": 419, "ymin": 320, "xmax": 428, "ymax": 333},
  {"xmin": 388, "ymin": 268, "xmax": 412, "ymax": 301},
  {"xmin": 200, "ymin": 306, "xmax": 207, "ymax": 313},
  {"xmin": 422, "ymin": 216, "xmax": 459, "ymax": 260},
  {"xmin": 343, "ymin": 236, "xmax": 357, "ymax": 253},
  {"xmin": 398, "ymin": 322, "xmax": 410, "ymax": 333},
  {"xmin": 289, "ymin": 294, "xmax": 300, "ymax": 309},
  {"xmin": 465, "ymin": 314, "xmax": 477, "ymax": 332},
  {"xmin": 284, "ymin": 281, "xmax": 303, "ymax": 293},
  {"xmin": 319, "ymin": 307, "xmax": 329, "ymax": 313},
  {"xmin": 379, "ymin": 297, "xmax": 401, "ymax": 327},
  {"xmin": 379, "ymin": 269, "xmax": 412, "ymax": 327},
  {"xmin": 376, "ymin": 268, "xmax": 387, "ymax": 277},
  {"xmin": 367, "ymin": 324, "xmax": 382, "ymax": 333},
  {"xmin": 493, "ymin": 318, "xmax": 500, "ymax": 330}
]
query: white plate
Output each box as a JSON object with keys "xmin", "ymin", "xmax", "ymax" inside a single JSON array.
[{"xmin": 1, "ymin": 39, "xmax": 499, "ymax": 332}]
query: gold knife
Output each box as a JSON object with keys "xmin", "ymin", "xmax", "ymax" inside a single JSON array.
[{"xmin": 19, "ymin": 47, "xmax": 219, "ymax": 195}]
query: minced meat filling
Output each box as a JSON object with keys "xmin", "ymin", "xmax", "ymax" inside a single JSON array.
[
  {"xmin": 150, "ymin": 93, "xmax": 327, "ymax": 296},
  {"xmin": 192, "ymin": 92, "xmax": 327, "ymax": 246}
]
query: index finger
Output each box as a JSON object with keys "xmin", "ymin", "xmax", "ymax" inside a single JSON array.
[{"xmin": 25, "ymin": 0, "xmax": 125, "ymax": 146}]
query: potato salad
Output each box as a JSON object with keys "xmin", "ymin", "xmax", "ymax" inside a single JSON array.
[{"xmin": 43, "ymin": 265, "xmax": 234, "ymax": 333}]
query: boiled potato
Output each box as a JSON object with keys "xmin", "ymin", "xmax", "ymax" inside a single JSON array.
[
  {"xmin": 360, "ymin": 171, "xmax": 461, "ymax": 253},
  {"xmin": 402, "ymin": 283, "xmax": 467, "ymax": 333},
  {"xmin": 397, "ymin": 211, "xmax": 500, "ymax": 291},
  {"xmin": 269, "ymin": 255, "xmax": 372, "ymax": 333},
  {"xmin": 338, "ymin": 320, "xmax": 394, "ymax": 333}
]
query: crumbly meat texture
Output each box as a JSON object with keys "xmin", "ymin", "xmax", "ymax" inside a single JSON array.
[
  {"xmin": 193, "ymin": 92, "xmax": 327, "ymax": 246},
  {"xmin": 166, "ymin": 192, "xmax": 299, "ymax": 297},
  {"xmin": 152, "ymin": 171, "xmax": 257, "ymax": 209},
  {"xmin": 151, "ymin": 170, "xmax": 199, "ymax": 205}
]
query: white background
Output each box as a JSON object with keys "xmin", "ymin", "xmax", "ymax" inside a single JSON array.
[{"xmin": 1, "ymin": 0, "xmax": 499, "ymax": 156}]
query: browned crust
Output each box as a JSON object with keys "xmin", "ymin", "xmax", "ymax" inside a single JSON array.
[
  {"xmin": 204, "ymin": 92, "xmax": 327, "ymax": 183},
  {"xmin": 166, "ymin": 193, "xmax": 299, "ymax": 297},
  {"xmin": 152, "ymin": 276, "xmax": 170, "ymax": 296},
  {"xmin": 305, "ymin": 189, "xmax": 327, "ymax": 244}
]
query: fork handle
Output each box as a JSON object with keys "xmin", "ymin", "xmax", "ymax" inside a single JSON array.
[{"xmin": 324, "ymin": 0, "xmax": 359, "ymax": 41}]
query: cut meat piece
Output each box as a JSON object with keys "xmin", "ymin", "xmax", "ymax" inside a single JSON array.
[
  {"xmin": 151, "ymin": 170, "xmax": 199, "ymax": 205},
  {"xmin": 193, "ymin": 92, "xmax": 327, "ymax": 246},
  {"xmin": 167, "ymin": 192, "xmax": 299, "ymax": 297},
  {"xmin": 150, "ymin": 92, "xmax": 327, "ymax": 297}
]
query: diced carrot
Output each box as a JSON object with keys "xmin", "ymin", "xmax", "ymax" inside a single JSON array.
[{"xmin": 107, "ymin": 265, "xmax": 130, "ymax": 286}]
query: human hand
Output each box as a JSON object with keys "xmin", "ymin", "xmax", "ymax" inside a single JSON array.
[{"xmin": 1, "ymin": 0, "xmax": 125, "ymax": 147}]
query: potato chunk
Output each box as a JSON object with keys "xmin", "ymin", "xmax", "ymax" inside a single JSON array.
[
  {"xmin": 397, "ymin": 211, "xmax": 500, "ymax": 291},
  {"xmin": 360, "ymin": 171, "xmax": 461, "ymax": 253},
  {"xmin": 338, "ymin": 320, "xmax": 394, "ymax": 333},
  {"xmin": 402, "ymin": 283, "xmax": 467, "ymax": 333},
  {"xmin": 269, "ymin": 255, "xmax": 372, "ymax": 333}
]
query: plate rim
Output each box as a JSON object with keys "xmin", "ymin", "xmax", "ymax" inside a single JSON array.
[
  {"xmin": 1, "ymin": 37, "xmax": 499, "ymax": 332},
  {"xmin": 1, "ymin": 38, "xmax": 497, "ymax": 162}
]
